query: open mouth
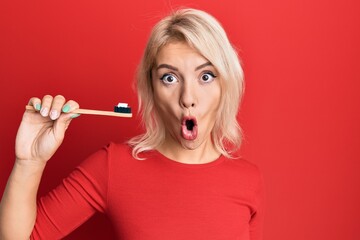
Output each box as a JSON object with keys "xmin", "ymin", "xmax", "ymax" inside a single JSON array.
[
  {"xmin": 181, "ymin": 117, "xmax": 198, "ymax": 140},
  {"xmin": 185, "ymin": 119, "xmax": 195, "ymax": 131}
]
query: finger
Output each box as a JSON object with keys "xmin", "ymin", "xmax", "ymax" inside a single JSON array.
[
  {"xmin": 49, "ymin": 95, "xmax": 66, "ymax": 120},
  {"xmin": 27, "ymin": 97, "xmax": 42, "ymax": 111},
  {"xmin": 54, "ymin": 100, "xmax": 81, "ymax": 137},
  {"xmin": 58, "ymin": 99, "xmax": 80, "ymax": 121},
  {"xmin": 61, "ymin": 100, "xmax": 80, "ymax": 114},
  {"xmin": 40, "ymin": 95, "xmax": 53, "ymax": 117}
]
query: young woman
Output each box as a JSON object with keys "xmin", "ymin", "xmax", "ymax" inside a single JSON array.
[{"xmin": 0, "ymin": 8, "xmax": 264, "ymax": 240}]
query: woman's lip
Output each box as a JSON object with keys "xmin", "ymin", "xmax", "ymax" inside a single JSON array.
[
  {"xmin": 181, "ymin": 116, "xmax": 198, "ymax": 140},
  {"xmin": 182, "ymin": 116, "xmax": 197, "ymax": 125}
]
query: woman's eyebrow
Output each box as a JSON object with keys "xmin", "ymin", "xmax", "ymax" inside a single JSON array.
[
  {"xmin": 156, "ymin": 64, "xmax": 178, "ymax": 71},
  {"xmin": 195, "ymin": 62, "xmax": 212, "ymax": 71},
  {"xmin": 156, "ymin": 62, "xmax": 213, "ymax": 72}
]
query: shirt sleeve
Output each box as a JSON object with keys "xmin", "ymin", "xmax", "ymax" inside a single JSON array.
[
  {"xmin": 30, "ymin": 144, "xmax": 110, "ymax": 239},
  {"xmin": 249, "ymin": 166, "xmax": 265, "ymax": 240}
]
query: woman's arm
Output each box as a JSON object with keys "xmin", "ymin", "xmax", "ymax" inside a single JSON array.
[
  {"xmin": 0, "ymin": 160, "xmax": 46, "ymax": 239},
  {"xmin": 0, "ymin": 95, "xmax": 79, "ymax": 240},
  {"xmin": 249, "ymin": 167, "xmax": 265, "ymax": 240}
]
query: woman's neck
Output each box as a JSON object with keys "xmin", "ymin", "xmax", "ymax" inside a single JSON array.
[{"xmin": 156, "ymin": 135, "xmax": 221, "ymax": 164}]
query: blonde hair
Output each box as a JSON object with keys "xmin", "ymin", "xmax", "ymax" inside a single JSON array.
[{"xmin": 128, "ymin": 8, "xmax": 244, "ymax": 159}]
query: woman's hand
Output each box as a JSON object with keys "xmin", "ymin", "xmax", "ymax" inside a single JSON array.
[
  {"xmin": 15, "ymin": 95, "xmax": 80, "ymax": 164},
  {"xmin": 0, "ymin": 94, "xmax": 80, "ymax": 239}
]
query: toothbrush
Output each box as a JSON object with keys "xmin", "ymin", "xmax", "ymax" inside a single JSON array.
[{"xmin": 25, "ymin": 103, "xmax": 132, "ymax": 118}]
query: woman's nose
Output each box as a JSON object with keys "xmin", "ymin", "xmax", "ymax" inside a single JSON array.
[{"xmin": 180, "ymin": 82, "xmax": 196, "ymax": 109}]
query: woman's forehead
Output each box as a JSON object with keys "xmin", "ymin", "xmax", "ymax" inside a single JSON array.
[{"xmin": 154, "ymin": 42, "xmax": 212, "ymax": 69}]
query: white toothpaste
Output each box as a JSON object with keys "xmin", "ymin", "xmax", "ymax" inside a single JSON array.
[{"xmin": 117, "ymin": 103, "xmax": 129, "ymax": 108}]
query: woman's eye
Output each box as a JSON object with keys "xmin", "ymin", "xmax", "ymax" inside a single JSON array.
[
  {"xmin": 201, "ymin": 72, "xmax": 217, "ymax": 83},
  {"xmin": 160, "ymin": 74, "xmax": 178, "ymax": 85}
]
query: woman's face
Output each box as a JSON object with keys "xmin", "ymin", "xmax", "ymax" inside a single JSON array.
[{"xmin": 152, "ymin": 41, "xmax": 221, "ymax": 151}]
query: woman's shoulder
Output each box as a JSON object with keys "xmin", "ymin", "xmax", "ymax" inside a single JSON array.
[
  {"xmin": 105, "ymin": 141, "xmax": 132, "ymax": 152},
  {"xmin": 223, "ymin": 155, "xmax": 263, "ymax": 181},
  {"xmin": 225, "ymin": 154, "xmax": 260, "ymax": 170},
  {"xmin": 223, "ymin": 157, "xmax": 264, "ymax": 199},
  {"xmin": 101, "ymin": 142, "xmax": 135, "ymax": 161}
]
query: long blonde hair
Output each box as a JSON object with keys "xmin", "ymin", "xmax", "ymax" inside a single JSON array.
[{"xmin": 128, "ymin": 8, "xmax": 244, "ymax": 159}]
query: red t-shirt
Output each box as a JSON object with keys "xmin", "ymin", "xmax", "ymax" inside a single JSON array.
[{"xmin": 31, "ymin": 143, "xmax": 264, "ymax": 239}]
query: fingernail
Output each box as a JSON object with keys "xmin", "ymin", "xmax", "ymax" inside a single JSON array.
[
  {"xmin": 40, "ymin": 107, "xmax": 49, "ymax": 117},
  {"xmin": 70, "ymin": 113, "xmax": 81, "ymax": 119},
  {"xmin": 62, "ymin": 104, "xmax": 70, "ymax": 113},
  {"xmin": 50, "ymin": 110, "xmax": 59, "ymax": 120},
  {"xmin": 35, "ymin": 103, "xmax": 41, "ymax": 111}
]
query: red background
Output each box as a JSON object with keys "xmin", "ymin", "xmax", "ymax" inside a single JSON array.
[{"xmin": 1, "ymin": 0, "xmax": 359, "ymax": 239}]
